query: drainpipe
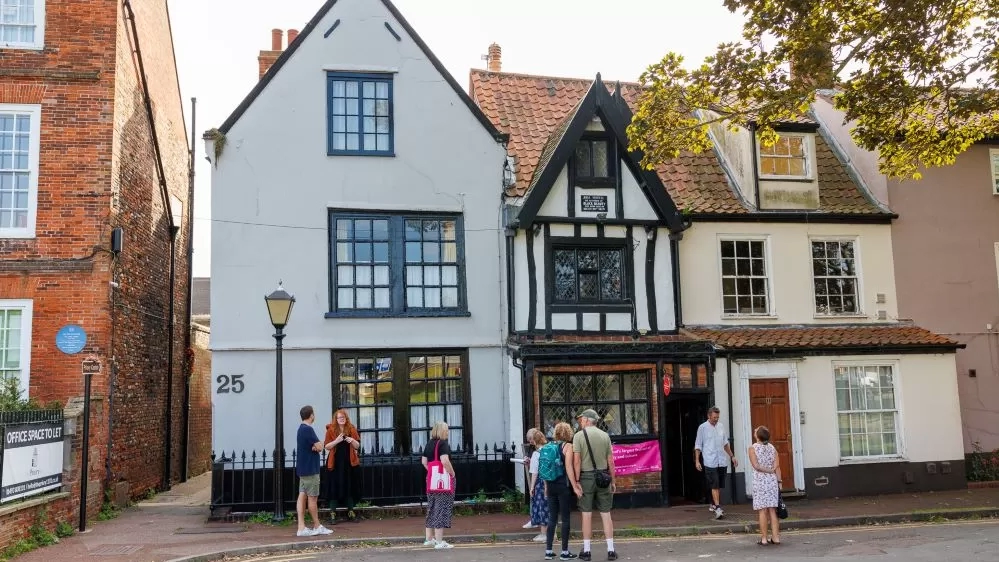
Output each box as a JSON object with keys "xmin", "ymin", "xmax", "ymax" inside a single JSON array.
[
  {"xmin": 669, "ymin": 234, "xmax": 683, "ymax": 328},
  {"xmin": 505, "ymin": 228, "xmax": 516, "ymax": 334},
  {"xmin": 749, "ymin": 123, "xmax": 762, "ymax": 210},
  {"xmin": 180, "ymin": 97, "xmax": 196, "ymax": 482},
  {"xmin": 724, "ymin": 350, "xmax": 737, "ymax": 505},
  {"xmin": 166, "ymin": 226, "xmax": 178, "ymax": 490}
]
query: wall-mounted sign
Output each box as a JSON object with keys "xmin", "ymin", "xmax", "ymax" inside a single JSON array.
[
  {"xmin": 580, "ymin": 195, "xmax": 608, "ymax": 213},
  {"xmin": 1, "ymin": 420, "xmax": 65, "ymax": 503},
  {"xmin": 55, "ymin": 325, "xmax": 86, "ymax": 355},
  {"xmin": 663, "ymin": 375, "xmax": 672, "ymax": 397}
]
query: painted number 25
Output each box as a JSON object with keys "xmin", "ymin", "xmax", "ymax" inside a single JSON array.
[{"xmin": 216, "ymin": 374, "xmax": 245, "ymax": 394}]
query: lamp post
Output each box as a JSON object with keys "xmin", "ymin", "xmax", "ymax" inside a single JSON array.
[{"xmin": 264, "ymin": 282, "xmax": 295, "ymax": 522}]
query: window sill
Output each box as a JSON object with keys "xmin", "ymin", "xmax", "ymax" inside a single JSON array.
[
  {"xmin": 758, "ymin": 175, "xmax": 814, "ymax": 183},
  {"xmin": 325, "ymin": 310, "xmax": 471, "ymax": 319},
  {"xmin": 721, "ymin": 314, "xmax": 778, "ymax": 320},
  {"xmin": 813, "ymin": 313, "xmax": 867, "ymax": 320},
  {"xmin": 328, "ymin": 150, "xmax": 396, "ymax": 158},
  {"xmin": 0, "ymin": 43, "xmax": 44, "ymax": 51},
  {"xmin": 0, "ymin": 230, "xmax": 36, "ymax": 239},
  {"xmin": 838, "ymin": 456, "xmax": 907, "ymax": 466}
]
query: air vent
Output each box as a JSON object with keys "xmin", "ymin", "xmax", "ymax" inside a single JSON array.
[
  {"xmin": 877, "ymin": 310, "xmax": 888, "ymax": 320},
  {"xmin": 876, "ymin": 293, "xmax": 886, "ymax": 304}
]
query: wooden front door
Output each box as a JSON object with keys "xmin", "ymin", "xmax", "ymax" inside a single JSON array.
[{"xmin": 748, "ymin": 379, "xmax": 794, "ymax": 491}]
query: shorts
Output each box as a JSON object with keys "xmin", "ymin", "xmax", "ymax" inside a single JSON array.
[
  {"xmin": 578, "ymin": 472, "xmax": 613, "ymax": 513},
  {"xmin": 705, "ymin": 466, "xmax": 727, "ymax": 490},
  {"xmin": 299, "ymin": 474, "xmax": 320, "ymax": 497}
]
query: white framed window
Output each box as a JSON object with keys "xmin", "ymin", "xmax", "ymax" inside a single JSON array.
[
  {"xmin": 719, "ymin": 237, "xmax": 773, "ymax": 316},
  {"xmin": 0, "ymin": 299, "xmax": 32, "ymax": 397},
  {"xmin": 0, "ymin": 0, "xmax": 45, "ymax": 50},
  {"xmin": 834, "ymin": 363, "xmax": 903, "ymax": 461},
  {"xmin": 990, "ymin": 148, "xmax": 999, "ymax": 195},
  {"xmin": 811, "ymin": 238, "xmax": 862, "ymax": 316},
  {"xmin": 0, "ymin": 104, "xmax": 41, "ymax": 238},
  {"xmin": 759, "ymin": 134, "xmax": 810, "ymax": 178}
]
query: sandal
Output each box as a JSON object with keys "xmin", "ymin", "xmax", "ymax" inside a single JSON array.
[
  {"xmin": 757, "ymin": 539, "xmax": 769, "ymax": 545},
  {"xmin": 771, "ymin": 539, "xmax": 781, "ymax": 545}
]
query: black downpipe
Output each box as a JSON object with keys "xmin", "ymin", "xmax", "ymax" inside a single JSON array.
[
  {"xmin": 505, "ymin": 229, "xmax": 516, "ymax": 334},
  {"xmin": 749, "ymin": 124, "xmax": 762, "ymax": 210},
  {"xmin": 180, "ymin": 97, "xmax": 196, "ymax": 482},
  {"xmin": 725, "ymin": 351, "xmax": 737, "ymax": 504},
  {"xmin": 669, "ymin": 235, "xmax": 683, "ymax": 328},
  {"xmin": 124, "ymin": 0, "xmax": 178, "ymax": 491}
]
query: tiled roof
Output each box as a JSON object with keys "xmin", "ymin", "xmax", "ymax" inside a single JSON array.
[
  {"xmin": 469, "ymin": 70, "xmax": 886, "ymax": 215},
  {"xmin": 684, "ymin": 324, "xmax": 960, "ymax": 351}
]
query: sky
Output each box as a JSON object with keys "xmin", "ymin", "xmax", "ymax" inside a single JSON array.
[{"xmin": 168, "ymin": 0, "xmax": 746, "ymax": 277}]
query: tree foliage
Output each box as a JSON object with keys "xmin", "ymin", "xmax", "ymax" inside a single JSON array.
[{"xmin": 627, "ymin": 0, "xmax": 999, "ymax": 179}]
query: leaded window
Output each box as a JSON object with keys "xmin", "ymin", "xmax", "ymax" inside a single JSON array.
[
  {"xmin": 334, "ymin": 350, "xmax": 470, "ymax": 455},
  {"xmin": 720, "ymin": 239, "xmax": 770, "ymax": 315},
  {"xmin": 329, "ymin": 212, "xmax": 465, "ymax": 317},
  {"xmin": 835, "ymin": 365, "xmax": 901, "ymax": 459},
  {"xmin": 327, "ymin": 72, "xmax": 393, "ymax": 155},
  {"xmin": 553, "ymin": 247, "xmax": 625, "ymax": 304},
  {"xmin": 812, "ymin": 240, "xmax": 860, "ymax": 315},
  {"xmin": 759, "ymin": 134, "xmax": 808, "ymax": 177},
  {"xmin": 573, "ymin": 138, "xmax": 612, "ymax": 181},
  {"xmin": 539, "ymin": 371, "xmax": 651, "ymax": 438}
]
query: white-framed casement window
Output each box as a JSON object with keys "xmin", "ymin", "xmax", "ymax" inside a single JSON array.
[
  {"xmin": 0, "ymin": 299, "xmax": 32, "ymax": 396},
  {"xmin": 719, "ymin": 237, "xmax": 773, "ymax": 316},
  {"xmin": 0, "ymin": 104, "xmax": 41, "ymax": 238},
  {"xmin": 759, "ymin": 134, "xmax": 811, "ymax": 178},
  {"xmin": 834, "ymin": 363, "xmax": 903, "ymax": 460},
  {"xmin": 0, "ymin": 0, "xmax": 45, "ymax": 50},
  {"xmin": 989, "ymin": 148, "xmax": 999, "ymax": 195},
  {"xmin": 811, "ymin": 238, "xmax": 862, "ymax": 316}
]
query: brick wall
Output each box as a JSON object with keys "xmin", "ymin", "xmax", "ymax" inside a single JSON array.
[
  {"xmin": 106, "ymin": 0, "xmax": 191, "ymax": 496},
  {"xmin": 188, "ymin": 323, "xmax": 213, "ymax": 476},
  {"xmin": 0, "ymin": 0, "xmax": 191, "ymax": 503}
]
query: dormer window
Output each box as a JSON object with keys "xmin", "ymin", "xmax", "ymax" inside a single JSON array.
[
  {"xmin": 573, "ymin": 138, "xmax": 615, "ymax": 186},
  {"xmin": 759, "ymin": 134, "xmax": 809, "ymax": 178}
]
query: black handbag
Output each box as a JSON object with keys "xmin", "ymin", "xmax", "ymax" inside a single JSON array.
[
  {"xmin": 776, "ymin": 493, "xmax": 789, "ymax": 519},
  {"xmin": 582, "ymin": 428, "xmax": 613, "ymax": 489}
]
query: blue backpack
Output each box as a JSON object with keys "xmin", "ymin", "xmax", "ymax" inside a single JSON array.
[{"xmin": 538, "ymin": 440, "xmax": 566, "ymax": 482}]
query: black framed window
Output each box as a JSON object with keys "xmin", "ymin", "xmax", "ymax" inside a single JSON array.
[
  {"xmin": 334, "ymin": 350, "xmax": 470, "ymax": 455},
  {"xmin": 538, "ymin": 371, "xmax": 652, "ymax": 438},
  {"xmin": 329, "ymin": 212, "xmax": 466, "ymax": 317},
  {"xmin": 327, "ymin": 72, "xmax": 393, "ymax": 156},
  {"xmin": 552, "ymin": 246, "xmax": 626, "ymax": 304},
  {"xmin": 573, "ymin": 138, "xmax": 614, "ymax": 183}
]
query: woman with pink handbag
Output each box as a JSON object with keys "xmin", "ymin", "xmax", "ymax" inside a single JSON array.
[{"xmin": 421, "ymin": 421, "xmax": 457, "ymax": 549}]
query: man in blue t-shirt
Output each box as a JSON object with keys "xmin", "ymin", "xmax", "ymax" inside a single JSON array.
[{"xmin": 296, "ymin": 405, "xmax": 332, "ymax": 537}]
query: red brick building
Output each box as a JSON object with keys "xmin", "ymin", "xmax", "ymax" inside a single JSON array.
[{"xmin": 0, "ymin": 0, "xmax": 206, "ymax": 510}]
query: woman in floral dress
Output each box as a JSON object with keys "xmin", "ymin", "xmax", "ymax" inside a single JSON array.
[
  {"xmin": 748, "ymin": 426, "xmax": 782, "ymax": 545},
  {"xmin": 527, "ymin": 429, "xmax": 550, "ymax": 542}
]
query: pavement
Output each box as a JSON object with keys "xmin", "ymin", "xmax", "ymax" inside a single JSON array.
[
  {"xmin": 11, "ymin": 473, "xmax": 999, "ymax": 562},
  {"xmin": 216, "ymin": 519, "xmax": 999, "ymax": 561}
]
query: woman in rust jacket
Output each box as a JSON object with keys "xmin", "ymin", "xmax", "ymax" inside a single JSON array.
[{"xmin": 322, "ymin": 409, "xmax": 362, "ymax": 522}]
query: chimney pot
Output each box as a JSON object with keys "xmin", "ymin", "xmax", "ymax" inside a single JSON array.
[
  {"xmin": 271, "ymin": 28, "xmax": 284, "ymax": 51},
  {"xmin": 287, "ymin": 29, "xmax": 299, "ymax": 45},
  {"xmin": 487, "ymin": 42, "xmax": 502, "ymax": 73}
]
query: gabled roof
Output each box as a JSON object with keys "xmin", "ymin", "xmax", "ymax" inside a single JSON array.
[
  {"xmin": 514, "ymin": 74, "xmax": 684, "ymax": 231},
  {"xmin": 215, "ymin": 0, "xmax": 506, "ymax": 144},
  {"xmin": 470, "ymin": 69, "xmax": 891, "ymax": 217}
]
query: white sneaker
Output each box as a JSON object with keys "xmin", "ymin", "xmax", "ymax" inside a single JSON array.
[
  {"xmin": 312, "ymin": 525, "xmax": 333, "ymax": 535},
  {"xmin": 434, "ymin": 540, "xmax": 454, "ymax": 549},
  {"xmin": 532, "ymin": 534, "xmax": 546, "ymax": 542},
  {"xmin": 523, "ymin": 520, "xmax": 538, "ymax": 529},
  {"xmin": 423, "ymin": 539, "xmax": 438, "ymax": 546},
  {"xmin": 296, "ymin": 528, "xmax": 314, "ymax": 537},
  {"xmin": 714, "ymin": 507, "xmax": 724, "ymax": 520}
]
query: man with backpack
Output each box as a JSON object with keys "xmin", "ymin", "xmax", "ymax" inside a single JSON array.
[
  {"xmin": 539, "ymin": 422, "xmax": 580, "ymax": 560},
  {"xmin": 572, "ymin": 409, "xmax": 616, "ymax": 561}
]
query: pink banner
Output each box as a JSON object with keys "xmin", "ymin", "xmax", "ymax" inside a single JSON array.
[{"xmin": 612, "ymin": 440, "xmax": 662, "ymax": 476}]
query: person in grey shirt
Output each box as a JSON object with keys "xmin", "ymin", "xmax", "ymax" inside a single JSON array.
[{"xmin": 694, "ymin": 406, "xmax": 737, "ymax": 519}]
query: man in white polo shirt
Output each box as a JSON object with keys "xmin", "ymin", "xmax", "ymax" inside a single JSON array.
[{"xmin": 694, "ymin": 406, "xmax": 737, "ymax": 519}]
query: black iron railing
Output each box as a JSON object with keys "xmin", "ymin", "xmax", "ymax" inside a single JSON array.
[
  {"xmin": 210, "ymin": 442, "xmax": 517, "ymax": 512},
  {"xmin": 0, "ymin": 409, "xmax": 63, "ymax": 427}
]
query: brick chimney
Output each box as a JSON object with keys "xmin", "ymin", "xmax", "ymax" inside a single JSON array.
[
  {"xmin": 287, "ymin": 29, "xmax": 299, "ymax": 45},
  {"xmin": 487, "ymin": 43, "xmax": 502, "ymax": 73},
  {"xmin": 258, "ymin": 28, "xmax": 284, "ymax": 80}
]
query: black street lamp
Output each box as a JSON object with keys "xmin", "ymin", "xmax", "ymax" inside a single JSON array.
[{"xmin": 264, "ymin": 282, "xmax": 295, "ymax": 522}]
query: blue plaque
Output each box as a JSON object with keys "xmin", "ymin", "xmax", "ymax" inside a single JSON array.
[{"xmin": 55, "ymin": 325, "xmax": 87, "ymax": 355}]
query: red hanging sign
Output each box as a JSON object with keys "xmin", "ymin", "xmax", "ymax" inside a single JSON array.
[{"xmin": 663, "ymin": 375, "xmax": 672, "ymax": 397}]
